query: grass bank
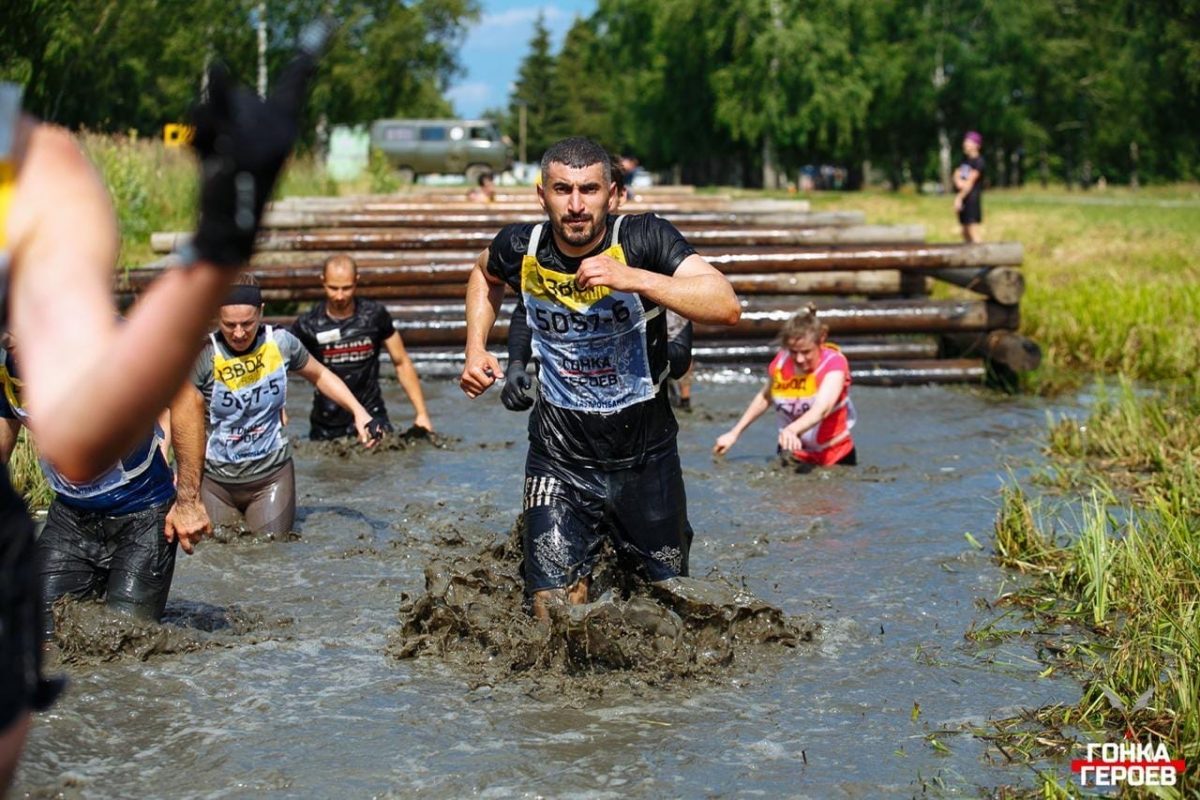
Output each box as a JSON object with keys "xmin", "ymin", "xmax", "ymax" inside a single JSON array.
[
  {"xmin": 79, "ymin": 134, "xmax": 400, "ymax": 268},
  {"xmin": 982, "ymin": 380, "xmax": 1200, "ymax": 796}
]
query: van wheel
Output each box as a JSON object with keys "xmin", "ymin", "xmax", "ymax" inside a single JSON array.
[
  {"xmin": 395, "ymin": 167, "xmax": 416, "ymax": 185},
  {"xmin": 465, "ymin": 164, "xmax": 491, "ymax": 185}
]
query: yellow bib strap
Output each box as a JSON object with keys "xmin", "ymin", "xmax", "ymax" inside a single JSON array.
[
  {"xmin": 0, "ymin": 82, "xmax": 24, "ymax": 253},
  {"xmin": 0, "ymin": 161, "xmax": 14, "ymax": 252}
]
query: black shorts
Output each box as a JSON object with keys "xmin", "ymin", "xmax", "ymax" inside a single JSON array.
[
  {"xmin": 38, "ymin": 498, "xmax": 177, "ymax": 634},
  {"xmin": 958, "ymin": 196, "xmax": 982, "ymax": 225},
  {"xmin": 522, "ymin": 445, "xmax": 693, "ymax": 593},
  {"xmin": 1, "ymin": 507, "xmax": 65, "ymax": 731}
]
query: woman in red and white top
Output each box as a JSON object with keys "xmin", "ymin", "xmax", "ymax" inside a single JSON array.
[{"xmin": 713, "ymin": 305, "xmax": 857, "ymax": 467}]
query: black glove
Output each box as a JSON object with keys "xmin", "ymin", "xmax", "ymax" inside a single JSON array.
[
  {"xmin": 366, "ymin": 416, "xmax": 391, "ymax": 441},
  {"xmin": 188, "ymin": 17, "xmax": 335, "ymax": 266},
  {"xmin": 501, "ymin": 361, "xmax": 533, "ymax": 411}
]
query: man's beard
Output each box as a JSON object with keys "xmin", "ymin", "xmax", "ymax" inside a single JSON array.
[{"xmin": 552, "ymin": 212, "xmax": 601, "ymax": 247}]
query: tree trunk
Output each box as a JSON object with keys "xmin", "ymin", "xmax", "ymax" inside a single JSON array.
[{"xmin": 762, "ymin": 133, "xmax": 780, "ymax": 191}]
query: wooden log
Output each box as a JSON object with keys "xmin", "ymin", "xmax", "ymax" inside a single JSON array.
[
  {"xmin": 397, "ymin": 350, "xmax": 984, "ymax": 385},
  {"xmin": 690, "ymin": 338, "xmax": 940, "ymax": 362},
  {"xmin": 150, "ymin": 224, "xmax": 925, "ymax": 254},
  {"xmin": 387, "ymin": 337, "xmax": 940, "ymax": 367},
  {"xmin": 695, "ymin": 298, "xmax": 1019, "ymax": 339},
  {"xmin": 939, "ymin": 330, "xmax": 1042, "ymax": 373},
  {"xmin": 928, "ymin": 266, "xmax": 1025, "ymax": 305},
  {"xmin": 266, "ymin": 198, "xmax": 809, "ymax": 213},
  {"xmin": 849, "ymin": 359, "xmax": 985, "ymax": 385},
  {"xmin": 706, "ymin": 242, "xmax": 1023, "ymax": 273},
  {"xmin": 134, "ymin": 241, "xmax": 1020, "ymax": 275},
  {"xmin": 261, "ymin": 298, "xmax": 1017, "ymax": 347},
  {"xmin": 727, "ymin": 271, "xmax": 929, "ymax": 297},
  {"xmin": 122, "ymin": 270, "xmax": 927, "ymax": 302},
  {"xmin": 259, "ymin": 210, "xmax": 865, "ymax": 229}
]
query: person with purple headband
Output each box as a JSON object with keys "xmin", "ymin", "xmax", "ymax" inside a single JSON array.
[{"xmin": 954, "ymin": 130, "xmax": 985, "ymax": 242}]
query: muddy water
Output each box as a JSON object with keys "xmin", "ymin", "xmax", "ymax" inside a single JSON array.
[{"xmin": 14, "ymin": 376, "xmax": 1080, "ymax": 798}]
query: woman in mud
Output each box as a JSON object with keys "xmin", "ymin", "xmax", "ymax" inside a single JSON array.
[
  {"xmin": 713, "ymin": 305, "xmax": 857, "ymax": 467},
  {"xmin": 181, "ymin": 275, "xmax": 382, "ymax": 535}
]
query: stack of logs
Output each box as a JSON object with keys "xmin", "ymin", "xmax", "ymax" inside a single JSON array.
[{"xmin": 132, "ymin": 187, "xmax": 1040, "ymax": 385}]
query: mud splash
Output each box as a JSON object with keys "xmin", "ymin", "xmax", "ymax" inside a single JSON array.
[
  {"xmin": 389, "ymin": 520, "xmax": 817, "ymax": 693},
  {"xmin": 210, "ymin": 525, "xmax": 302, "ymax": 544},
  {"xmin": 291, "ymin": 425, "xmax": 455, "ymax": 459},
  {"xmin": 50, "ymin": 597, "xmax": 286, "ymax": 665}
]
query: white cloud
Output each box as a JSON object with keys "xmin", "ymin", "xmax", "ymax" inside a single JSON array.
[
  {"xmin": 463, "ymin": 5, "xmax": 576, "ymax": 53},
  {"xmin": 445, "ymin": 82, "xmax": 496, "ymax": 112},
  {"xmin": 479, "ymin": 5, "xmax": 570, "ymax": 30}
]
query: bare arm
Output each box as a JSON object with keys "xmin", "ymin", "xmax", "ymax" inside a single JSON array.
[
  {"xmin": 0, "ymin": 418, "xmax": 22, "ymax": 464},
  {"xmin": 295, "ymin": 358, "xmax": 374, "ymax": 445},
  {"xmin": 7, "ymin": 120, "xmax": 238, "ymax": 482},
  {"xmin": 157, "ymin": 409, "xmax": 172, "ymax": 461},
  {"xmin": 713, "ymin": 383, "xmax": 772, "ymax": 456},
  {"xmin": 163, "ymin": 383, "xmax": 211, "ymax": 554},
  {"xmin": 954, "ymin": 167, "xmax": 980, "ymax": 207},
  {"xmin": 778, "ymin": 370, "xmax": 846, "ymax": 453},
  {"xmin": 575, "ymin": 252, "xmax": 741, "ymax": 326},
  {"xmin": 383, "ymin": 331, "xmax": 432, "ymax": 430},
  {"xmin": 459, "ymin": 249, "xmax": 505, "ymax": 397}
]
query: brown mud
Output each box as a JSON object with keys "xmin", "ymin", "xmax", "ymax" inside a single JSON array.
[
  {"xmin": 291, "ymin": 424, "xmax": 456, "ymax": 459},
  {"xmin": 389, "ymin": 518, "xmax": 817, "ymax": 695},
  {"xmin": 49, "ymin": 597, "xmax": 287, "ymax": 665},
  {"xmin": 210, "ymin": 525, "xmax": 302, "ymax": 544}
]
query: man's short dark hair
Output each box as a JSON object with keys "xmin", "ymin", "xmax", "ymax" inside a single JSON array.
[
  {"xmin": 477, "ymin": 172, "xmax": 494, "ymax": 187},
  {"xmin": 540, "ymin": 137, "xmax": 613, "ymax": 184}
]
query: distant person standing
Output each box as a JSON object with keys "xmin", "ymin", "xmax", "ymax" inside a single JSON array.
[
  {"xmin": 291, "ymin": 255, "xmax": 433, "ymax": 439},
  {"xmin": 954, "ymin": 131, "xmax": 985, "ymax": 242}
]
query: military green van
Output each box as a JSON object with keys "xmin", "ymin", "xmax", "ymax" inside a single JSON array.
[{"xmin": 370, "ymin": 119, "xmax": 512, "ymax": 183}]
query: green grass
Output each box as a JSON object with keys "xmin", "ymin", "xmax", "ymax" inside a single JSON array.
[
  {"xmin": 80, "ymin": 136, "xmax": 407, "ymax": 267},
  {"xmin": 8, "ymin": 429, "xmax": 52, "ymax": 509},
  {"xmin": 988, "ymin": 381, "xmax": 1200, "ymax": 793}
]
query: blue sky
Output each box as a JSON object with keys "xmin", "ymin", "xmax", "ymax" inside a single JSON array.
[{"xmin": 447, "ymin": 1, "xmax": 597, "ymax": 118}]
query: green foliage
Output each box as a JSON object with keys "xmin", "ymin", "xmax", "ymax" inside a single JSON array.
[
  {"xmin": 367, "ymin": 147, "xmax": 400, "ymax": 194},
  {"xmin": 1, "ymin": 0, "xmax": 480, "ymax": 140},
  {"xmin": 507, "ymin": 14, "xmax": 569, "ymax": 162},
  {"xmin": 78, "ymin": 133, "xmax": 196, "ymax": 267},
  {"xmin": 9, "ymin": 2, "xmax": 1196, "ymax": 182},
  {"xmin": 499, "ymin": 0, "xmax": 1200, "ymax": 184},
  {"xmin": 992, "ymin": 384, "xmax": 1200, "ymax": 788},
  {"xmin": 8, "ymin": 430, "xmax": 52, "ymax": 510}
]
